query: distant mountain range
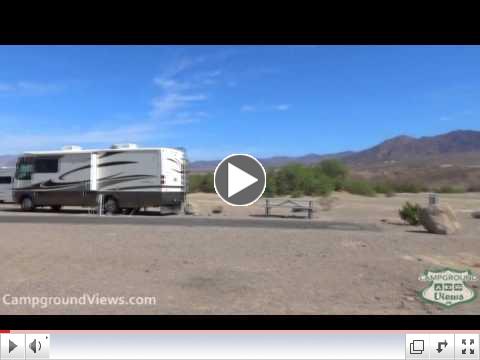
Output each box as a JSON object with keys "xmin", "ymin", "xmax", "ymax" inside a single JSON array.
[
  {"xmin": 189, "ymin": 151, "xmax": 354, "ymax": 172},
  {"xmin": 343, "ymin": 130, "xmax": 480, "ymax": 167},
  {"xmin": 189, "ymin": 130, "xmax": 480, "ymax": 172},
  {"xmin": 2, "ymin": 130, "xmax": 480, "ymax": 172},
  {"xmin": 0, "ymin": 155, "xmax": 16, "ymax": 167}
]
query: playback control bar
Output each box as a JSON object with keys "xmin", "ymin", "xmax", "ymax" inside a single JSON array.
[
  {"xmin": 0, "ymin": 331, "xmax": 479, "ymax": 360},
  {"xmin": 0, "ymin": 334, "xmax": 49, "ymax": 359}
]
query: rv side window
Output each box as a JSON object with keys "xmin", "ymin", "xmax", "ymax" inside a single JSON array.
[
  {"xmin": 0, "ymin": 176, "xmax": 11, "ymax": 184},
  {"xmin": 34, "ymin": 158, "xmax": 59, "ymax": 173},
  {"xmin": 16, "ymin": 163, "xmax": 33, "ymax": 180}
]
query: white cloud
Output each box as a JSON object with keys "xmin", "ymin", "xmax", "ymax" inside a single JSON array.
[
  {"xmin": 241, "ymin": 105, "xmax": 256, "ymax": 112},
  {"xmin": 0, "ymin": 124, "xmax": 159, "ymax": 153},
  {"xmin": 150, "ymin": 56, "xmax": 221, "ymax": 123},
  {"xmin": 242, "ymin": 104, "xmax": 291, "ymax": 112},
  {"xmin": 151, "ymin": 93, "xmax": 207, "ymax": 119},
  {"xmin": 153, "ymin": 78, "xmax": 192, "ymax": 91},
  {"xmin": 0, "ymin": 81, "xmax": 62, "ymax": 95},
  {"xmin": 273, "ymin": 104, "xmax": 291, "ymax": 111}
]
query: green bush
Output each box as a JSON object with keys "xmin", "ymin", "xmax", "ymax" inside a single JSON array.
[
  {"xmin": 374, "ymin": 182, "xmax": 393, "ymax": 194},
  {"xmin": 188, "ymin": 173, "xmax": 215, "ymax": 193},
  {"xmin": 263, "ymin": 169, "xmax": 277, "ymax": 197},
  {"xmin": 392, "ymin": 183, "xmax": 425, "ymax": 193},
  {"xmin": 318, "ymin": 159, "xmax": 348, "ymax": 180},
  {"xmin": 399, "ymin": 201, "xmax": 421, "ymax": 225},
  {"xmin": 343, "ymin": 179, "xmax": 376, "ymax": 197},
  {"xmin": 290, "ymin": 190, "xmax": 303, "ymax": 198},
  {"xmin": 373, "ymin": 182, "xmax": 396, "ymax": 197},
  {"xmin": 303, "ymin": 173, "xmax": 335, "ymax": 196},
  {"xmin": 435, "ymin": 185, "xmax": 466, "ymax": 194}
]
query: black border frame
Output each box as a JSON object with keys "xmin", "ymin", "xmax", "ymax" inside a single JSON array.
[
  {"xmin": 0, "ymin": 29, "xmax": 479, "ymax": 330},
  {"xmin": 0, "ymin": 315, "xmax": 476, "ymax": 330}
]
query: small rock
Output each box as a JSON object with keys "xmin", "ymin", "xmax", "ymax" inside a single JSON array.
[
  {"xmin": 211, "ymin": 205, "xmax": 223, "ymax": 214},
  {"xmin": 419, "ymin": 204, "xmax": 461, "ymax": 235},
  {"xmin": 184, "ymin": 202, "xmax": 199, "ymax": 215},
  {"xmin": 472, "ymin": 211, "xmax": 480, "ymax": 219}
]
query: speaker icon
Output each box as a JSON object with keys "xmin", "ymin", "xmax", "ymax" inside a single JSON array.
[{"xmin": 29, "ymin": 339, "xmax": 41, "ymax": 354}]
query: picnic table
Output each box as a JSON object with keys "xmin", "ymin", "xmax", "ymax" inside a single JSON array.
[{"xmin": 264, "ymin": 198, "xmax": 314, "ymax": 219}]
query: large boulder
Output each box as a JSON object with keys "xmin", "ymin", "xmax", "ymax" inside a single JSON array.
[{"xmin": 419, "ymin": 204, "xmax": 461, "ymax": 235}]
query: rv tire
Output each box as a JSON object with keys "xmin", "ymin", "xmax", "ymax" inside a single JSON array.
[
  {"xmin": 104, "ymin": 197, "xmax": 119, "ymax": 215},
  {"xmin": 21, "ymin": 196, "xmax": 35, "ymax": 212},
  {"xmin": 51, "ymin": 205, "xmax": 62, "ymax": 211}
]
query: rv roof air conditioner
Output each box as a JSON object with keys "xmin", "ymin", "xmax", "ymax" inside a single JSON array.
[
  {"xmin": 110, "ymin": 143, "xmax": 138, "ymax": 149},
  {"xmin": 62, "ymin": 145, "xmax": 83, "ymax": 151}
]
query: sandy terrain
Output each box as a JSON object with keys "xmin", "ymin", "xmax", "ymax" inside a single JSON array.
[{"xmin": 0, "ymin": 192, "xmax": 479, "ymax": 314}]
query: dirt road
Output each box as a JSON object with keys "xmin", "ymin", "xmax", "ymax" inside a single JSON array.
[{"xmin": 0, "ymin": 192, "xmax": 479, "ymax": 314}]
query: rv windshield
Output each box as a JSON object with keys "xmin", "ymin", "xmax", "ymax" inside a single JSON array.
[{"xmin": 15, "ymin": 158, "xmax": 33, "ymax": 180}]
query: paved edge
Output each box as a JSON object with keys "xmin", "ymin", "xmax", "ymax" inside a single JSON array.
[{"xmin": 0, "ymin": 213, "xmax": 381, "ymax": 232}]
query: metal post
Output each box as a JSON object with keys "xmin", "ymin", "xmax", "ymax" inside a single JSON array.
[
  {"xmin": 97, "ymin": 194, "xmax": 103, "ymax": 216},
  {"xmin": 265, "ymin": 199, "xmax": 270, "ymax": 217},
  {"xmin": 429, "ymin": 193, "xmax": 438, "ymax": 206},
  {"xmin": 308, "ymin": 200, "xmax": 313, "ymax": 219}
]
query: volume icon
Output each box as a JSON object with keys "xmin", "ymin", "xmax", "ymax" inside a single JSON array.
[{"xmin": 29, "ymin": 339, "xmax": 41, "ymax": 354}]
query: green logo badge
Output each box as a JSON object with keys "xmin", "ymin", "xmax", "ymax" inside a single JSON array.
[{"xmin": 418, "ymin": 268, "xmax": 477, "ymax": 307}]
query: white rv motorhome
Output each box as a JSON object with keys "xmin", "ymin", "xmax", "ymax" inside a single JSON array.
[
  {"xmin": 0, "ymin": 167, "xmax": 15, "ymax": 203},
  {"xmin": 13, "ymin": 144, "xmax": 186, "ymax": 213}
]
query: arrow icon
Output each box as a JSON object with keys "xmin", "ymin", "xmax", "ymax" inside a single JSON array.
[
  {"xmin": 9, "ymin": 339, "xmax": 17, "ymax": 353},
  {"xmin": 436, "ymin": 340, "xmax": 448, "ymax": 353},
  {"xmin": 227, "ymin": 162, "xmax": 258, "ymax": 198}
]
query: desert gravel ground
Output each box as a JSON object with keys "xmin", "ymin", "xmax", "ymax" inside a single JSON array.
[{"xmin": 0, "ymin": 192, "xmax": 479, "ymax": 314}]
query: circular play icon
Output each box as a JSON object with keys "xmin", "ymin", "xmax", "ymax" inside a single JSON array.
[{"xmin": 214, "ymin": 154, "xmax": 266, "ymax": 206}]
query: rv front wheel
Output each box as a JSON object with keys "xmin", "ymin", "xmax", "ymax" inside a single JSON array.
[
  {"xmin": 21, "ymin": 197, "xmax": 35, "ymax": 211},
  {"xmin": 104, "ymin": 198, "xmax": 119, "ymax": 215}
]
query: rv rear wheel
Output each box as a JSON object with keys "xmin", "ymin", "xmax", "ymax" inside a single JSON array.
[
  {"xmin": 104, "ymin": 198, "xmax": 119, "ymax": 215},
  {"xmin": 51, "ymin": 205, "xmax": 62, "ymax": 211},
  {"xmin": 171, "ymin": 203, "xmax": 184, "ymax": 215},
  {"xmin": 21, "ymin": 197, "xmax": 35, "ymax": 211}
]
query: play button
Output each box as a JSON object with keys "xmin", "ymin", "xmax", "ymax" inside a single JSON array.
[
  {"xmin": 214, "ymin": 154, "xmax": 266, "ymax": 206},
  {"xmin": 9, "ymin": 340, "xmax": 17, "ymax": 353}
]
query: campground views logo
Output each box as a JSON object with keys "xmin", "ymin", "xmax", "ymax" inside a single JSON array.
[{"xmin": 418, "ymin": 268, "xmax": 478, "ymax": 307}]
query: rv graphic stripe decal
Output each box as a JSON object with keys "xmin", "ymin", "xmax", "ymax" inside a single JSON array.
[
  {"xmin": 59, "ymin": 161, "xmax": 137, "ymax": 180},
  {"xmin": 167, "ymin": 158, "xmax": 181, "ymax": 165},
  {"xmin": 116, "ymin": 185, "xmax": 184, "ymax": 190},
  {"xmin": 99, "ymin": 151, "xmax": 125, "ymax": 159},
  {"xmin": 14, "ymin": 174, "xmax": 156, "ymax": 191}
]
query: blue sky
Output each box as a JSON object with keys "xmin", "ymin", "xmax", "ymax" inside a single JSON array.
[{"xmin": 1, "ymin": 45, "xmax": 479, "ymax": 160}]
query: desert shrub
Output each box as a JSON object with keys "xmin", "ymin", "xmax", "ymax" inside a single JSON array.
[
  {"xmin": 466, "ymin": 184, "xmax": 480, "ymax": 192},
  {"xmin": 272, "ymin": 163, "xmax": 334, "ymax": 197},
  {"xmin": 374, "ymin": 182, "xmax": 393, "ymax": 194},
  {"xmin": 274, "ymin": 163, "xmax": 305, "ymax": 195},
  {"xmin": 343, "ymin": 179, "xmax": 376, "ymax": 197},
  {"xmin": 399, "ymin": 201, "xmax": 421, "ymax": 225},
  {"xmin": 188, "ymin": 173, "xmax": 215, "ymax": 193},
  {"xmin": 263, "ymin": 169, "xmax": 277, "ymax": 197},
  {"xmin": 290, "ymin": 190, "xmax": 303, "ymax": 198},
  {"xmin": 385, "ymin": 190, "xmax": 396, "ymax": 197},
  {"xmin": 303, "ymin": 173, "xmax": 335, "ymax": 196},
  {"xmin": 373, "ymin": 182, "xmax": 396, "ymax": 197},
  {"xmin": 319, "ymin": 159, "xmax": 348, "ymax": 180},
  {"xmin": 316, "ymin": 159, "xmax": 348, "ymax": 190},
  {"xmin": 392, "ymin": 183, "xmax": 425, "ymax": 193},
  {"xmin": 435, "ymin": 185, "xmax": 466, "ymax": 194}
]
